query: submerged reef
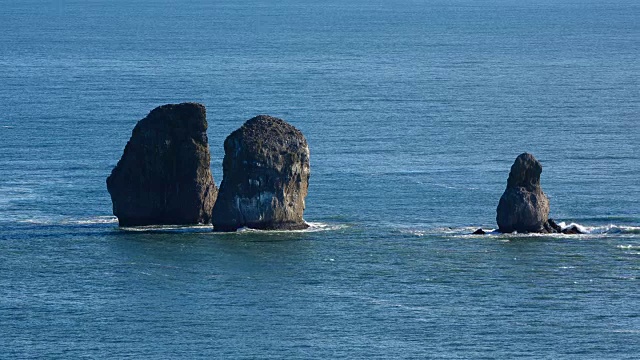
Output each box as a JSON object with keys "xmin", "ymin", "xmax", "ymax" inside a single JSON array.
[
  {"xmin": 212, "ymin": 115, "xmax": 310, "ymax": 231},
  {"xmin": 107, "ymin": 103, "xmax": 218, "ymax": 226}
]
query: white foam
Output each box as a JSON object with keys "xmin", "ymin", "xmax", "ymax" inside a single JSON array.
[
  {"xmin": 587, "ymin": 224, "xmax": 640, "ymax": 235},
  {"xmin": 63, "ymin": 216, "xmax": 119, "ymax": 225},
  {"xmin": 557, "ymin": 222, "xmax": 589, "ymax": 234},
  {"xmin": 617, "ymin": 245, "xmax": 640, "ymax": 250},
  {"xmin": 548, "ymin": 223, "xmax": 640, "ymax": 235},
  {"xmin": 485, "ymin": 223, "xmax": 640, "ymax": 237},
  {"xmin": 306, "ymin": 222, "xmax": 348, "ymax": 232},
  {"xmin": 229, "ymin": 221, "xmax": 347, "ymax": 234},
  {"xmin": 17, "ymin": 215, "xmax": 119, "ymax": 226},
  {"xmin": 403, "ymin": 230, "xmax": 427, "ymax": 237},
  {"xmin": 119, "ymin": 224, "xmax": 213, "ymax": 232},
  {"xmin": 402, "ymin": 222, "xmax": 640, "ymax": 238}
]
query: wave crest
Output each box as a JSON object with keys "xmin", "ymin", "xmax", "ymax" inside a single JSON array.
[
  {"xmin": 118, "ymin": 224, "xmax": 212, "ymax": 233},
  {"xmin": 401, "ymin": 223, "xmax": 640, "ymax": 237},
  {"xmin": 17, "ymin": 216, "xmax": 118, "ymax": 225},
  {"xmin": 233, "ymin": 221, "xmax": 348, "ymax": 234}
]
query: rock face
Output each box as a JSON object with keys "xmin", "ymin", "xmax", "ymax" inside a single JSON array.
[
  {"xmin": 212, "ymin": 115, "xmax": 310, "ymax": 231},
  {"xmin": 496, "ymin": 153, "xmax": 555, "ymax": 233},
  {"xmin": 107, "ymin": 103, "xmax": 218, "ymax": 226}
]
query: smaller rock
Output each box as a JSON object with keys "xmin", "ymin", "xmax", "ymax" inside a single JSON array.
[
  {"xmin": 562, "ymin": 225, "xmax": 585, "ymax": 234},
  {"xmin": 211, "ymin": 115, "xmax": 310, "ymax": 231},
  {"xmin": 472, "ymin": 228, "xmax": 486, "ymax": 235},
  {"xmin": 545, "ymin": 218, "xmax": 562, "ymax": 233}
]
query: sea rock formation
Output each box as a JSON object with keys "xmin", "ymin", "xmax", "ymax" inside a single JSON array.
[
  {"xmin": 561, "ymin": 224, "xmax": 584, "ymax": 234},
  {"xmin": 546, "ymin": 219, "xmax": 586, "ymax": 234},
  {"xmin": 496, "ymin": 153, "xmax": 557, "ymax": 233},
  {"xmin": 106, "ymin": 103, "xmax": 218, "ymax": 226},
  {"xmin": 212, "ymin": 115, "xmax": 310, "ymax": 231},
  {"xmin": 546, "ymin": 218, "xmax": 562, "ymax": 233}
]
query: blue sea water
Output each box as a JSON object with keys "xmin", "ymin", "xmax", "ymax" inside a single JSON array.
[{"xmin": 1, "ymin": 0, "xmax": 639, "ymax": 358}]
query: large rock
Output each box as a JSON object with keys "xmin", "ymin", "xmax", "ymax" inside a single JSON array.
[
  {"xmin": 496, "ymin": 153, "xmax": 556, "ymax": 233},
  {"xmin": 107, "ymin": 103, "xmax": 218, "ymax": 226},
  {"xmin": 212, "ymin": 115, "xmax": 310, "ymax": 231}
]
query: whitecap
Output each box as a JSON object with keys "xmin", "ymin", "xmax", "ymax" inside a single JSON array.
[
  {"xmin": 16, "ymin": 215, "xmax": 119, "ymax": 226},
  {"xmin": 227, "ymin": 221, "xmax": 347, "ymax": 234},
  {"xmin": 458, "ymin": 223, "xmax": 640, "ymax": 238},
  {"xmin": 403, "ymin": 230, "xmax": 427, "ymax": 237},
  {"xmin": 63, "ymin": 216, "xmax": 119, "ymax": 225},
  {"xmin": 617, "ymin": 245, "xmax": 640, "ymax": 250},
  {"xmin": 118, "ymin": 224, "xmax": 213, "ymax": 233},
  {"xmin": 119, "ymin": 221, "xmax": 347, "ymax": 234},
  {"xmin": 305, "ymin": 222, "xmax": 349, "ymax": 232},
  {"xmin": 569, "ymin": 224, "xmax": 640, "ymax": 235},
  {"xmin": 401, "ymin": 227, "xmax": 496, "ymax": 237},
  {"xmin": 557, "ymin": 222, "xmax": 589, "ymax": 234}
]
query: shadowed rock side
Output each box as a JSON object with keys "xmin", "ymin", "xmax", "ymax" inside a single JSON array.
[
  {"xmin": 496, "ymin": 153, "xmax": 557, "ymax": 233},
  {"xmin": 212, "ymin": 115, "xmax": 310, "ymax": 231},
  {"xmin": 106, "ymin": 103, "xmax": 218, "ymax": 226}
]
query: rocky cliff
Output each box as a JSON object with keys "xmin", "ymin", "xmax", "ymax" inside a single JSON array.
[
  {"xmin": 212, "ymin": 115, "xmax": 310, "ymax": 231},
  {"xmin": 496, "ymin": 152, "xmax": 555, "ymax": 233},
  {"xmin": 107, "ymin": 103, "xmax": 217, "ymax": 226}
]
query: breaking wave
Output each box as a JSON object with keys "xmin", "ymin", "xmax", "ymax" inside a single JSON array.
[
  {"xmin": 66, "ymin": 216, "xmax": 119, "ymax": 225},
  {"xmin": 233, "ymin": 222, "xmax": 348, "ymax": 234},
  {"xmin": 401, "ymin": 223, "xmax": 640, "ymax": 238},
  {"xmin": 10, "ymin": 215, "xmax": 347, "ymax": 234},
  {"xmin": 118, "ymin": 224, "xmax": 213, "ymax": 233},
  {"xmin": 16, "ymin": 215, "xmax": 119, "ymax": 226},
  {"xmin": 118, "ymin": 221, "xmax": 347, "ymax": 234}
]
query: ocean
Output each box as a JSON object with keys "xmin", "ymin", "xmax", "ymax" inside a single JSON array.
[{"xmin": 1, "ymin": 0, "xmax": 638, "ymax": 358}]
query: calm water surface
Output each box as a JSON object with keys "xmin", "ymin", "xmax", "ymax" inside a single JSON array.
[{"xmin": 0, "ymin": 0, "xmax": 638, "ymax": 358}]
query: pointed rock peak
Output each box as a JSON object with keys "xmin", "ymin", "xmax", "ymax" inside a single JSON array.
[
  {"xmin": 507, "ymin": 152, "xmax": 543, "ymax": 189},
  {"xmin": 496, "ymin": 152, "xmax": 552, "ymax": 233}
]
